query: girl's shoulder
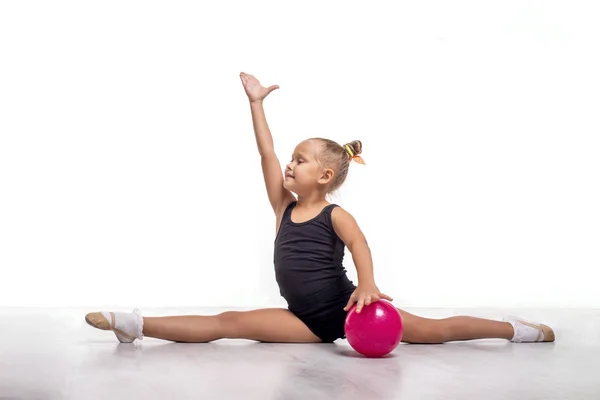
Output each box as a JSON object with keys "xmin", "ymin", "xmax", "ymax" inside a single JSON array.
[{"xmin": 330, "ymin": 206, "xmax": 365, "ymax": 245}]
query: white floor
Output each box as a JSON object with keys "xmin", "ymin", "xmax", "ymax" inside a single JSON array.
[{"xmin": 0, "ymin": 307, "xmax": 598, "ymax": 400}]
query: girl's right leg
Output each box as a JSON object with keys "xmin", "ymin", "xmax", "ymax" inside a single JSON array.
[
  {"xmin": 396, "ymin": 308, "xmax": 555, "ymax": 344},
  {"xmin": 85, "ymin": 308, "xmax": 322, "ymax": 344}
]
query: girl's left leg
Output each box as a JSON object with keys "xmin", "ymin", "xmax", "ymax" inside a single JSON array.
[{"xmin": 396, "ymin": 308, "xmax": 555, "ymax": 344}]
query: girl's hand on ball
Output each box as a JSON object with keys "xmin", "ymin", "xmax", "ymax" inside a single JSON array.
[
  {"xmin": 344, "ymin": 284, "xmax": 393, "ymax": 313},
  {"xmin": 239, "ymin": 72, "xmax": 279, "ymax": 103}
]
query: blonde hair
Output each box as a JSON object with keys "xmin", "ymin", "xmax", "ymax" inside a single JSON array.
[{"xmin": 310, "ymin": 138, "xmax": 363, "ymax": 193}]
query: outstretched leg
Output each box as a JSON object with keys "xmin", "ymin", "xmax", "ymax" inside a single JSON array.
[
  {"xmin": 397, "ymin": 308, "xmax": 555, "ymax": 344},
  {"xmin": 85, "ymin": 308, "xmax": 321, "ymax": 343}
]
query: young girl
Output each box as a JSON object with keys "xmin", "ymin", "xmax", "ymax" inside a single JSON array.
[{"xmin": 85, "ymin": 72, "xmax": 555, "ymax": 345}]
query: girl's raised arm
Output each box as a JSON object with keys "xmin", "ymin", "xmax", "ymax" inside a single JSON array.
[{"xmin": 240, "ymin": 72, "xmax": 295, "ymax": 215}]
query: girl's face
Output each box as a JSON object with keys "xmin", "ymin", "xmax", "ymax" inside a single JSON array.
[{"xmin": 283, "ymin": 140, "xmax": 332, "ymax": 195}]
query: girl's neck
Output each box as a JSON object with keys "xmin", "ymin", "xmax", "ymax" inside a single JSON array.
[{"xmin": 295, "ymin": 193, "xmax": 328, "ymax": 208}]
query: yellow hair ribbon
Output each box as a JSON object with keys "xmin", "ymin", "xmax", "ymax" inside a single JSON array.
[
  {"xmin": 344, "ymin": 144, "xmax": 355, "ymax": 158},
  {"xmin": 351, "ymin": 155, "xmax": 366, "ymax": 165},
  {"xmin": 344, "ymin": 144, "xmax": 365, "ymax": 165}
]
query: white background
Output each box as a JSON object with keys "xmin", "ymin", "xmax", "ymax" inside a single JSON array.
[{"xmin": 1, "ymin": 1, "xmax": 598, "ymax": 309}]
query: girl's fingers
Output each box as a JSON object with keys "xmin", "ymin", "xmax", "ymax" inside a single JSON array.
[
  {"xmin": 343, "ymin": 294, "xmax": 356, "ymax": 311},
  {"xmin": 356, "ymin": 298, "xmax": 365, "ymax": 313}
]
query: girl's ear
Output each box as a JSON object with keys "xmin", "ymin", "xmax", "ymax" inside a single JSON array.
[{"xmin": 318, "ymin": 168, "xmax": 334, "ymax": 185}]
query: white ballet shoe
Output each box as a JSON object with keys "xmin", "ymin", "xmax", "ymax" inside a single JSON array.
[
  {"xmin": 503, "ymin": 316, "xmax": 555, "ymax": 343},
  {"xmin": 85, "ymin": 308, "xmax": 144, "ymax": 343}
]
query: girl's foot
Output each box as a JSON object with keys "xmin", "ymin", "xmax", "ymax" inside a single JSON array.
[
  {"xmin": 503, "ymin": 317, "xmax": 555, "ymax": 342},
  {"xmin": 85, "ymin": 308, "xmax": 144, "ymax": 343}
]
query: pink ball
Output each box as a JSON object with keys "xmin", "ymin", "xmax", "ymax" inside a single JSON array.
[{"xmin": 344, "ymin": 299, "xmax": 404, "ymax": 358}]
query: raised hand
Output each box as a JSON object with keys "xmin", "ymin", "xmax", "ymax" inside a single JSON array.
[{"xmin": 239, "ymin": 72, "xmax": 280, "ymax": 103}]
